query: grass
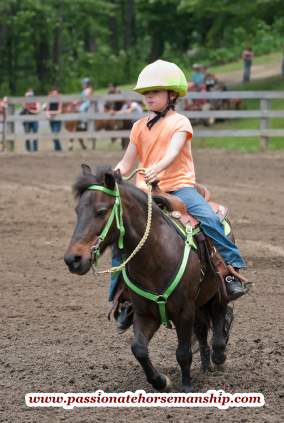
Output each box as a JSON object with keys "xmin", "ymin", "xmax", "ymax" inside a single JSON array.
[
  {"xmin": 194, "ymin": 135, "xmax": 284, "ymax": 153},
  {"xmin": 210, "ymin": 51, "xmax": 282, "ymax": 74}
]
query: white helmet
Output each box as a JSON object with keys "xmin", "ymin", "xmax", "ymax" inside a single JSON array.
[{"xmin": 134, "ymin": 60, "xmax": 188, "ymax": 97}]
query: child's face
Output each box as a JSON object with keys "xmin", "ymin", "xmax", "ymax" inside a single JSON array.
[{"xmin": 143, "ymin": 90, "xmax": 169, "ymax": 112}]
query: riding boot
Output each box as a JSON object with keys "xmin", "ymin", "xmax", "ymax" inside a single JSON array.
[
  {"xmin": 225, "ymin": 269, "xmax": 248, "ymax": 301},
  {"xmin": 116, "ymin": 301, "xmax": 134, "ymax": 333}
]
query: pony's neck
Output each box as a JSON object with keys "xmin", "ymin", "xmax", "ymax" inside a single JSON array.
[{"xmin": 119, "ymin": 184, "xmax": 184, "ymax": 287}]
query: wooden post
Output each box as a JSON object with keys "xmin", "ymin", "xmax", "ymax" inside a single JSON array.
[
  {"xmin": 89, "ymin": 100, "xmax": 96, "ymax": 150},
  {"xmin": 0, "ymin": 104, "xmax": 6, "ymax": 151},
  {"xmin": 260, "ymin": 98, "xmax": 270, "ymax": 151},
  {"xmin": 6, "ymin": 102, "xmax": 15, "ymax": 152}
]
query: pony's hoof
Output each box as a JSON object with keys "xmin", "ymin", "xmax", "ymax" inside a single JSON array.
[
  {"xmin": 163, "ymin": 375, "xmax": 172, "ymax": 392},
  {"xmin": 181, "ymin": 384, "xmax": 194, "ymax": 393},
  {"xmin": 211, "ymin": 351, "xmax": 226, "ymax": 366},
  {"xmin": 153, "ymin": 374, "xmax": 172, "ymax": 392},
  {"xmin": 201, "ymin": 364, "xmax": 213, "ymax": 374},
  {"xmin": 214, "ymin": 363, "xmax": 226, "ymax": 372}
]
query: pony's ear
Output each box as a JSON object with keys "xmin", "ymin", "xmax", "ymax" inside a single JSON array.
[
  {"xmin": 81, "ymin": 164, "xmax": 92, "ymax": 175},
  {"xmin": 104, "ymin": 172, "xmax": 115, "ymax": 190}
]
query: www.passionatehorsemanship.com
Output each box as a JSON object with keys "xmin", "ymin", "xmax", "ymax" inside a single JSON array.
[{"xmin": 25, "ymin": 390, "xmax": 265, "ymax": 409}]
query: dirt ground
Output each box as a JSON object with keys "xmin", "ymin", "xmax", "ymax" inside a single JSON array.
[{"xmin": 0, "ymin": 148, "xmax": 283, "ymax": 422}]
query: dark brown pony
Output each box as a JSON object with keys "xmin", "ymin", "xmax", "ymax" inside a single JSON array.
[{"xmin": 64, "ymin": 165, "xmax": 231, "ymax": 392}]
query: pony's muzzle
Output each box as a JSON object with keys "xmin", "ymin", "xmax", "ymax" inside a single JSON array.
[{"xmin": 64, "ymin": 253, "xmax": 91, "ymax": 275}]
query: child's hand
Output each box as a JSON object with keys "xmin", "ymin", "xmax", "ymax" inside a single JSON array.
[{"xmin": 144, "ymin": 165, "xmax": 159, "ymax": 184}]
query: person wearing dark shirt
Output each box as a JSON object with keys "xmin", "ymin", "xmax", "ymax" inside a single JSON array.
[
  {"xmin": 46, "ymin": 88, "xmax": 62, "ymax": 151},
  {"xmin": 242, "ymin": 47, "xmax": 254, "ymax": 83},
  {"xmin": 21, "ymin": 89, "xmax": 41, "ymax": 152}
]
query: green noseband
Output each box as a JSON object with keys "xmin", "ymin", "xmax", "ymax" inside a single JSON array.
[{"xmin": 87, "ymin": 184, "xmax": 125, "ymax": 264}]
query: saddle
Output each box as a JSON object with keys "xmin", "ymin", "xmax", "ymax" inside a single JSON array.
[{"xmin": 151, "ymin": 182, "xmax": 228, "ymax": 228}]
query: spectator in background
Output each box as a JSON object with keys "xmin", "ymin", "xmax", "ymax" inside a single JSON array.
[
  {"xmin": 242, "ymin": 47, "xmax": 254, "ymax": 83},
  {"xmin": 20, "ymin": 89, "xmax": 41, "ymax": 152},
  {"xmin": 282, "ymin": 45, "xmax": 284, "ymax": 77},
  {"xmin": 191, "ymin": 63, "xmax": 205, "ymax": 87},
  {"xmin": 107, "ymin": 83, "xmax": 123, "ymax": 111},
  {"xmin": 45, "ymin": 88, "xmax": 62, "ymax": 151},
  {"xmin": 107, "ymin": 83, "xmax": 121, "ymax": 95},
  {"xmin": 112, "ymin": 100, "xmax": 144, "ymax": 150},
  {"xmin": 78, "ymin": 78, "xmax": 94, "ymax": 130},
  {"xmin": 0, "ymin": 97, "xmax": 7, "ymax": 151},
  {"xmin": 203, "ymin": 67, "xmax": 219, "ymax": 91},
  {"xmin": 116, "ymin": 99, "xmax": 143, "ymax": 115}
]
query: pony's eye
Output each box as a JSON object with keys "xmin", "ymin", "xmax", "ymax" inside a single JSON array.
[{"xmin": 95, "ymin": 207, "xmax": 108, "ymax": 217}]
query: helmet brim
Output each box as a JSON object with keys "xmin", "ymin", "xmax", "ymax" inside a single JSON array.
[{"xmin": 133, "ymin": 85, "xmax": 187, "ymax": 97}]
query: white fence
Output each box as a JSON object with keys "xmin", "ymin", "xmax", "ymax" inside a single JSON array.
[{"xmin": 1, "ymin": 91, "xmax": 284, "ymax": 152}]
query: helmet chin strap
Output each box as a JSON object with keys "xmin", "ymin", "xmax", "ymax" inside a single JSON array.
[{"xmin": 146, "ymin": 92, "xmax": 176, "ymax": 130}]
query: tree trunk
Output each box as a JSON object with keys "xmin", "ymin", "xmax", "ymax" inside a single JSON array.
[
  {"xmin": 52, "ymin": 23, "xmax": 61, "ymax": 68},
  {"xmin": 109, "ymin": 15, "xmax": 119, "ymax": 53},
  {"xmin": 7, "ymin": 27, "xmax": 16, "ymax": 93},
  {"xmin": 35, "ymin": 29, "xmax": 50, "ymax": 91},
  {"xmin": 123, "ymin": 0, "xmax": 135, "ymax": 50},
  {"xmin": 149, "ymin": 35, "xmax": 164, "ymax": 62}
]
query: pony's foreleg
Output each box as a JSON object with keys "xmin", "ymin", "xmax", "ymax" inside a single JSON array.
[
  {"xmin": 209, "ymin": 299, "xmax": 232, "ymax": 368},
  {"xmin": 194, "ymin": 307, "xmax": 212, "ymax": 373},
  {"xmin": 78, "ymin": 138, "xmax": 87, "ymax": 150},
  {"xmin": 175, "ymin": 305, "xmax": 195, "ymax": 392},
  {"xmin": 68, "ymin": 139, "xmax": 74, "ymax": 151},
  {"xmin": 131, "ymin": 316, "xmax": 170, "ymax": 391}
]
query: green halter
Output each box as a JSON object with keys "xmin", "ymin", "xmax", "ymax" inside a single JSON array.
[
  {"xmin": 87, "ymin": 182, "xmax": 196, "ymax": 328},
  {"xmin": 122, "ymin": 223, "xmax": 196, "ymax": 328},
  {"xmin": 88, "ymin": 184, "xmax": 125, "ymax": 265}
]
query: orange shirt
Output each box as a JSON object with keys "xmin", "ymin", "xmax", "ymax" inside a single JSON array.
[{"xmin": 130, "ymin": 110, "xmax": 195, "ymax": 192}]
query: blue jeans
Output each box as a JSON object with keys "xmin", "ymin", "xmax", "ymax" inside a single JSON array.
[
  {"xmin": 23, "ymin": 121, "xmax": 39, "ymax": 152},
  {"xmin": 171, "ymin": 187, "xmax": 246, "ymax": 268},
  {"xmin": 243, "ymin": 61, "xmax": 251, "ymax": 82},
  {"xmin": 50, "ymin": 120, "xmax": 62, "ymax": 151},
  {"xmin": 109, "ymin": 186, "xmax": 246, "ymax": 301},
  {"xmin": 109, "ymin": 246, "xmax": 123, "ymax": 301}
]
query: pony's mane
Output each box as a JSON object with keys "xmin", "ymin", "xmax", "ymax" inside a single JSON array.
[
  {"xmin": 73, "ymin": 172, "xmax": 97, "ymax": 199},
  {"xmin": 73, "ymin": 165, "xmax": 148, "ymax": 208}
]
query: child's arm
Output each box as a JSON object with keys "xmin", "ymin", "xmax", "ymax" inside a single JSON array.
[
  {"xmin": 114, "ymin": 142, "xmax": 138, "ymax": 176},
  {"xmin": 144, "ymin": 131, "xmax": 188, "ymax": 183}
]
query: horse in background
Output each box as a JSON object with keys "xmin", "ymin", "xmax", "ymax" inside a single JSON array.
[
  {"xmin": 62, "ymin": 100, "xmax": 135, "ymax": 151},
  {"xmin": 62, "ymin": 102, "xmax": 87, "ymax": 151}
]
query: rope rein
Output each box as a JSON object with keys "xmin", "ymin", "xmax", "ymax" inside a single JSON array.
[{"xmin": 91, "ymin": 168, "xmax": 153, "ymax": 275}]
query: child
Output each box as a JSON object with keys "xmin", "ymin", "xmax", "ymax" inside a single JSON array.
[{"xmin": 111, "ymin": 60, "xmax": 247, "ymax": 330}]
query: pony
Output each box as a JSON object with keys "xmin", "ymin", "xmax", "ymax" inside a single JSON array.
[
  {"xmin": 62, "ymin": 102, "xmax": 132, "ymax": 151},
  {"xmin": 64, "ymin": 165, "xmax": 233, "ymax": 392},
  {"xmin": 62, "ymin": 102, "xmax": 87, "ymax": 151}
]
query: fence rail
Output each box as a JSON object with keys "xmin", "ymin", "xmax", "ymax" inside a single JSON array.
[{"xmin": 1, "ymin": 91, "xmax": 284, "ymax": 152}]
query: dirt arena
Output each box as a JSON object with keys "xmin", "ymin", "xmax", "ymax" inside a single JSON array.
[{"xmin": 0, "ymin": 148, "xmax": 283, "ymax": 422}]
